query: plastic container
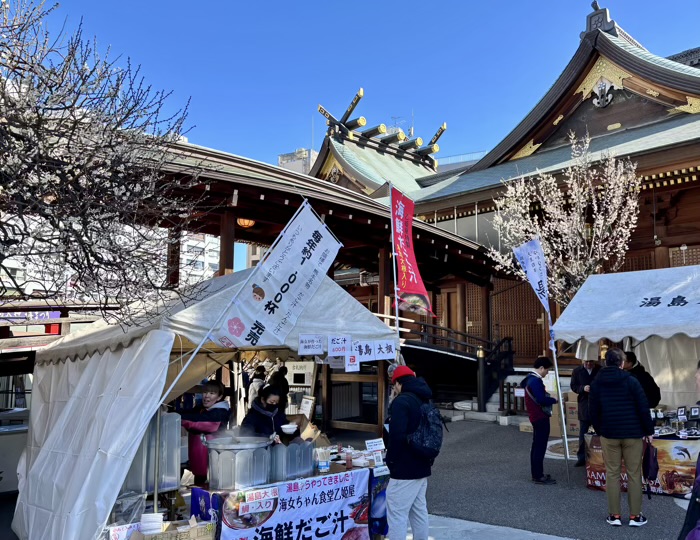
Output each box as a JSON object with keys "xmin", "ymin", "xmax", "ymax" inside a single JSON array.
[
  {"xmin": 123, "ymin": 413, "xmax": 181, "ymax": 494},
  {"xmin": 270, "ymin": 440, "xmax": 314, "ymax": 482},
  {"xmin": 205, "ymin": 433, "xmax": 272, "ymax": 490}
]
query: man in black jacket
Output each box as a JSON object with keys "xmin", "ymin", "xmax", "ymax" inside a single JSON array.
[
  {"xmin": 570, "ymin": 358, "xmax": 601, "ymax": 466},
  {"xmin": 624, "ymin": 351, "xmax": 661, "ymax": 408},
  {"xmin": 386, "ymin": 365, "xmax": 432, "ymax": 540},
  {"xmin": 589, "ymin": 348, "xmax": 654, "ymax": 528}
]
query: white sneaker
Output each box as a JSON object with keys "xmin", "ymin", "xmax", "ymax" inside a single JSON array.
[
  {"xmin": 629, "ymin": 514, "xmax": 648, "ymax": 527},
  {"xmin": 606, "ymin": 514, "xmax": 622, "ymax": 526}
]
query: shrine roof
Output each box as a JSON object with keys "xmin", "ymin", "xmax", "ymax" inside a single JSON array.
[
  {"xmin": 327, "ymin": 137, "xmax": 429, "ymax": 194},
  {"xmin": 416, "ymin": 112, "xmax": 700, "ymax": 203}
]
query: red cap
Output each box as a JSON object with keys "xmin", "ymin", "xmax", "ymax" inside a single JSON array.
[{"xmin": 392, "ymin": 365, "xmax": 416, "ymax": 384}]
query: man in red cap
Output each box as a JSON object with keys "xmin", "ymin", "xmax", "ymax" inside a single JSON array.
[{"xmin": 385, "ymin": 365, "xmax": 434, "ymax": 540}]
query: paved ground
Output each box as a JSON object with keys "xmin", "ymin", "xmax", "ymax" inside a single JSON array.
[
  {"xmin": 427, "ymin": 420, "xmax": 686, "ymax": 540},
  {"xmin": 416, "ymin": 515, "xmax": 572, "ymax": 539}
]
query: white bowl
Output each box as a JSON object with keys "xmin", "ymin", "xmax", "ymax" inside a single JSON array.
[{"xmin": 281, "ymin": 424, "xmax": 297, "ymax": 434}]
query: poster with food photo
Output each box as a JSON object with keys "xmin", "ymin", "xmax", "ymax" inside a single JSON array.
[{"xmin": 217, "ymin": 469, "xmax": 371, "ymax": 540}]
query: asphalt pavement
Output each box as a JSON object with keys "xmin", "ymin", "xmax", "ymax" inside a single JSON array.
[{"xmin": 427, "ymin": 420, "xmax": 686, "ymax": 540}]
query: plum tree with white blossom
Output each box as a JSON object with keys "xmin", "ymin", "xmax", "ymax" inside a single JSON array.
[
  {"xmin": 489, "ymin": 135, "xmax": 641, "ymax": 307},
  {"xmin": 0, "ymin": 1, "xmax": 211, "ymax": 322}
]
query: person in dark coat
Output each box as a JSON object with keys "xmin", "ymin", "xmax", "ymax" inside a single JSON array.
[
  {"xmin": 589, "ymin": 348, "xmax": 654, "ymax": 528},
  {"xmin": 521, "ymin": 356, "xmax": 558, "ymax": 485},
  {"xmin": 241, "ymin": 384, "xmax": 292, "ymax": 441},
  {"xmin": 268, "ymin": 366, "xmax": 290, "ymax": 411},
  {"xmin": 624, "ymin": 351, "xmax": 661, "ymax": 408},
  {"xmin": 570, "ymin": 358, "xmax": 601, "ymax": 466},
  {"xmin": 386, "ymin": 366, "xmax": 433, "ymax": 540}
]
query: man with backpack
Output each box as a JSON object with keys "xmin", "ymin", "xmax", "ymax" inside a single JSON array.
[
  {"xmin": 521, "ymin": 356, "xmax": 558, "ymax": 485},
  {"xmin": 386, "ymin": 365, "xmax": 440, "ymax": 540}
]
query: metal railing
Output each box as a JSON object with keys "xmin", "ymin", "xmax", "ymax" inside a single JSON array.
[{"xmin": 374, "ymin": 313, "xmax": 515, "ymax": 410}]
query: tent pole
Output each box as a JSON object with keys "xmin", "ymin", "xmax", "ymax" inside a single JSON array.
[
  {"xmin": 153, "ymin": 405, "xmax": 161, "ymax": 514},
  {"xmin": 551, "ymin": 340, "xmax": 571, "ymax": 487},
  {"xmin": 389, "ymin": 184, "xmax": 402, "ymax": 357}
]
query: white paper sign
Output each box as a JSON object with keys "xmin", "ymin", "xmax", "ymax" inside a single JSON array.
[
  {"xmin": 345, "ymin": 353, "xmax": 360, "ymax": 372},
  {"xmin": 374, "ymin": 339, "xmax": 397, "ymax": 360},
  {"xmin": 328, "ymin": 335, "xmax": 352, "ymax": 357},
  {"xmin": 514, "ymin": 388, "xmax": 525, "ymax": 398},
  {"xmin": 298, "ymin": 334, "xmax": 324, "ymax": 355},
  {"xmin": 373, "ymin": 465, "xmax": 390, "ymax": 476},
  {"xmin": 352, "ymin": 340, "xmax": 376, "ymax": 362},
  {"xmin": 373, "ymin": 450, "xmax": 384, "ymax": 465},
  {"xmin": 213, "ymin": 201, "xmax": 342, "ymax": 349},
  {"xmin": 365, "ymin": 438, "xmax": 385, "ymax": 452},
  {"xmin": 299, "ymin": 396, "xmax": 315, "ymax": 419}
]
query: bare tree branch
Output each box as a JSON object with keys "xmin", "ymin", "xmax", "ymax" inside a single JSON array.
[{"xmin": 0, "ymin": 0, "xmax": 214, "ymax": 324}]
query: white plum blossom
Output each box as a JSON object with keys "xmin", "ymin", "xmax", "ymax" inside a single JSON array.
[{"xmin": 489, "ymin": 134, "xmax": 641, "ymax": 307}]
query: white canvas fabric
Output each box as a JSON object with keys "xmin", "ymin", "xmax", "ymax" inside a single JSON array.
[
  {"xmin": 552, "ymin": 265, "xmax": 700, "ymax": 407},
  {"xmin": 552, "ymin": 265, "xmax": 700, "ymax": 343},
  {"xmin": 15, "ymin": 270, "xmax": 396, "ymax": 540},
  {"xmin": 13, "ymin": 330, "xmax": 173, "ymax": 540}
]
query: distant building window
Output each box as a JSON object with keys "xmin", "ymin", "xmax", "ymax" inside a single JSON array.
[
  {"xmin": 188, "ymin": 246, "xmax": 204, "ymax": 256},
  {"xmin": 187, "ymin": 259, "xmax": 204, "ymax": 271},
  {"xmin": 208, "ymin": 262, "xmax": 219, "ymax": 272}
]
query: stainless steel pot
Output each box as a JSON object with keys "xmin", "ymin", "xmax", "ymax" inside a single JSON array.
[{"xmin": 204, "ymin": 434, "xmax": 272, "ymax": 490}]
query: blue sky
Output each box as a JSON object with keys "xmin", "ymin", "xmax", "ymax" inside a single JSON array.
[{"xmin": 49, "ymin": 1, "xmax": 700, "ymax": 166}]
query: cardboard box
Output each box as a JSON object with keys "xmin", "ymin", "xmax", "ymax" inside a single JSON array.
[
  {"xmin": 565, "ymin": 402, "xmax": 578, "ymax": 419},
  {"xmin": 287, "ymin": 414, "xmax": 332, "ymax": 447},
  {"xmin": 567, "ymin": 418, "xmax": 581, "ymax": 436},
  {"xmin": 131, "ymin": 520, "xmax": 215, "ymax": 540},
  {"xmin": 567, "ymin": 391, "xmax": 578, "ymax": 402}
]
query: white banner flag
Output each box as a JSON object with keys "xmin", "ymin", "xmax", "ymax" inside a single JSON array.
[
  {"xmin": 513, "ymin": 237, "xmax": 555, "ymax": 351},
  {"xmin": 512, "ymin": 237, "xmax": 550, "ymax": 313},
  {"xmin": 213, "ymin": 201, "xmax": 342, "ymax": 348}
]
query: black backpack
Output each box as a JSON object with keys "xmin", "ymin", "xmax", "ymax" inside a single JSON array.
[{"xmin": 405, "ymin": 393, "xmax": 445, "ymax": 460}]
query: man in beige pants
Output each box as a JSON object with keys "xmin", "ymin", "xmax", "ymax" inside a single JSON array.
[{"xmin": 589, "ymin": 348, "xmax": 655, "ymax": 527}]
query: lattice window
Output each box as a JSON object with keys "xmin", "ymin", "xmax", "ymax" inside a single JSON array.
[
  {"xmin": 670, "ymin": 245, "xmax": 700, "ymax": 267},
  {"xmin": 605, "ymin": 251, "xmax": 655, "ymax": 272},
  {"xmin": 465, "ymin": 282, "xmax": 486, "ymax": 340},
  {"xmin": 492, "ymin": 277, "xmax": 545, "ymax": 365}
]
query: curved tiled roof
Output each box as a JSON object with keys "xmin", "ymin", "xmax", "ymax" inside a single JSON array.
[
  {"xmin": 471, "ymin": 28, "xmax": 700, "ymax": 172},
  {"xmin": 417, "ymin": 113, "xmax": 700, "ymax": 203},
  {"xmin": 329, "ymin": 137, "xmax": 429, "ymax": 194}
]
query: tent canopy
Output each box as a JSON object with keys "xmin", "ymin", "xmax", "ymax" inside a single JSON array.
[
  {"xmin": 552, "ymin": 265, "xmax": 700, "ymax": 344},
  {"xmin": 14, "ymin": 270, "xmax": 397, "ymax": 540},
  {"xmin": 38, "ymin": 268, "xmax": 397, "ymax": 363}
]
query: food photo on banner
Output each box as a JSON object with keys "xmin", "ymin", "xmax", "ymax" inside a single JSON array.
[
  {"xmin": 213, "ymin": 200, "xmax": 342, "ymax": 349},
  {"xmin": 390, "ymin": 186, "xmax": 434, "ymax": 316},
  {"xmin": 585, "ymin": 434, "xmax": 698, "ymax": 496},
  {"xmin": 215, "ymin": 469, "xmax": 371, "ymax": 540}
]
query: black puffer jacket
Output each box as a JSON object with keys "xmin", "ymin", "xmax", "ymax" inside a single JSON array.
[
  {"xmin": 589, "ymin": 367, "xmax": 654, "ymax": 439},
  {"xmin": 387, "ymin": 377, "xmax": 433, "ymax": 480},
  {"xmin": 628, "ymin": 362, "xmax": 661, "ymax": 409}
]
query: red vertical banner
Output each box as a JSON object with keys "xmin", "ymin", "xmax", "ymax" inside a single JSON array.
[{"xmin": 391, "ymin": 186, "xmax": 434, "ymax": 316}]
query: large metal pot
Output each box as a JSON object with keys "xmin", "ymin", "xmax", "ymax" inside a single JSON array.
[{"xmin": 204, "ymin": 434, "xmax": 272, "ymax": 490}]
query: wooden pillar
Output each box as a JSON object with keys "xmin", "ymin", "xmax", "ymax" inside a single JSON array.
[
  {"xmin": 219, "ymin": 211, "xmax": 236, "ymax": 275},
  {"xmin": 378, "ymin": 247, "xmax": 389, "ymax": 314},
  {"xmin": 59, "ymin": 308, "xmax": 71, "ymax": 336},
  {"xmin": 655, "ymin": 246, "xmax": 670, "ymax": 269},
  {"xmin": 321, "ymin": 364, "xmax": 332, "ymax": 433},
  {"xmin": 167, "ymin": 228, "xmax": 181, "ymax": 287},
  {"xmin": 481, "ymin": 284, "xmax": 491, "ymax": 342},
  {"xmin": 377, "ymin": 360, "xmax": 387, "ymax": 436}
]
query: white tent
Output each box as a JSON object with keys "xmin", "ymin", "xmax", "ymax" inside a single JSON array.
[
  {"xmin": 552, "ymin": 265, "xmax": 700, "ymax": 408},
  {"xmin": 12, "ymin": 269, "xmax": 397, "ymax": 540}
]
